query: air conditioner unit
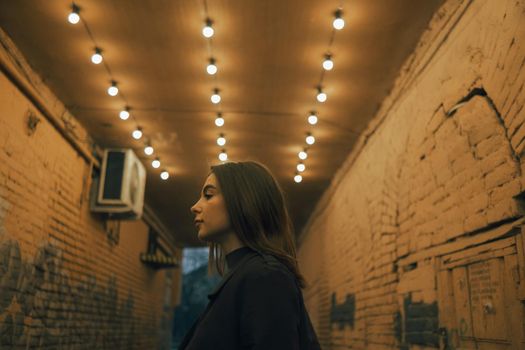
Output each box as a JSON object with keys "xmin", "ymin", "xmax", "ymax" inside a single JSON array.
[{"xmin": 90, "ymin": 148, "xmax": 146, "ymax": 219}]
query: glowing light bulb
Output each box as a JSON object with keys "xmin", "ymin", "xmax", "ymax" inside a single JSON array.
[
  {"xmin": 215, "ymin": 115, "xmax": 225, "ymax": 127},
  {"xmin": 202, "ymin": 19, "xmax": 214, "ymax": 38},
  {"xmin": 207, "ymin": 58, "xmax": 217, "ymax": 75},
  {"xmin": 297, "ymin": 163, "xmax": 305, "ymax": 172},
  {"xmin": 333, "ymin": 10, "xmax": 345, "ymax": 30},
  {"xmin": 132, "ymin": 127, "xmax": 143, "ymax": 140},
  {"xmin": 298, "ymin": 150, "xmax": 308, "ymax": 160},
  {"xmin": 152, "ymin": 158, "xmax": 161, "ymax": 168},
  {"xmin": 306, "ymin": 134, "xmax": 316, "ymax": 145},
  {"xmin": 294, "ymin": 174, "xmax": 303, "ymax": 183},
  {"xmin": 119, "ymin": 107, "xmax": 130, "ymax": 120},
  {"xmin": 91, "ymin": 48, "xmax": 103, "ymax": 64},
  {"xmin": 68, "ymin": 5, "xmax": 80, "ymax": 24},
  {"xmin": 308, "ymin": 112, "xmax": 318, "ymax": 125},
  {"xmin": 211, "ymin": 89, "xmax": 221, "ymax": 104},
  {"xmin": 316, "ymin": 87, "xmax": 327, "ymax": 103},
  {"xmin": 160, "ymin": 170, "xmax": 169, "ymax": 180},
  {"xmin": 217, "ymin": 134, "xmax": 226, "ymax": 146},
  {"xmin": 322, "ymin": 54, "xmax": 333, "ymax": 70},
  {"xmin": 144, "ymin": 146, "xmax": 154, "ymax": 155},
  {"xmin": 218, "ymin": 150, "xmax": 228, "ymax": 161},
  {"xmin": 107, "ymin": 81, "xmax": 119, "ymax": 96}
]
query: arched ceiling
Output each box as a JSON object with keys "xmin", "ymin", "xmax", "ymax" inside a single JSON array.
[{"xmin": 0, "ymin": 0, "xmax": 442, "ymax": 246}]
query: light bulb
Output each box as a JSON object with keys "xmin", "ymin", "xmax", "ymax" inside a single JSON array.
[
  {"xmin": 119, "ymin": 108, "xmax": 130, "ymax": 120},
  {"xmin": 207, "ymin": 59, "xmax": 217, "ymax": 75},
  {"xmin": 322, "ymin": 55, "xmax": 333, "ymax": 70},
  {"xmin": 306, "ymin": 134, "xmax": 316, "ymax": 145},
  {"xmin": 68, "ymin": 5, "xmax": 80, "ymax": 24},
  {"xmin": 217, "ymin": 135, "xmax": 226, "ymax": 146},
  {"xmin": 218, "ymin": 150, "xmax": 228, "ymax": 161},
  {"xmin": 144, "ymin": 146, "xmax": 154, "ymax": 155},
  {"xmin": 152, "ymin": 158, "xmax": 161, "ymax": 169},
  {"xmin": 333, "ymin": 10, "xmax": 345, "ymax": 30},
  {"xmin": 294, "ymin": 174, "xmax": 303, "ymax": 183},
  {"xmin": 308, "ymin": 112, "xmax": 318, "ymax": 125},
  {"xmin": 132, "ymin": 127, "xmax": 143, "ymax": 140},
  {"xmin": 297, "ymin": 163, "xmax": 305, "ymax": 172},
  {"xmin": 91, "ymin": 48, "xmax": 103, "ymax": 64},
  {"xmin": 202, "ymin": 19, "xmax": 214, "ymax": 38},
  {"xmin": 211, "ymin": 89, "xmax": 221, "ymax": 104},
  {"xmin": 160, "ymin": 170, "xmax": 169, "ymax": 180},
  {"xmin": 215, "ymin": 116, "xmax": 225, "ymax": 127},
  {"xmin": 107, "ymin": 81, "xmax": 119, "ymax": 96},
  {"xmin": 298, "ymin": 150, "xmax": 308, "ymax": 160},
  {"xmin": 316, "ymin": 87, "xmax": 327, "ymax": 102}
]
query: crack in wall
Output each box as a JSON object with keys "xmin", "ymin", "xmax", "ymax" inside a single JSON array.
[{"xmin": 446, "ymin": 86, "xmax": 522, "ymax": 176}]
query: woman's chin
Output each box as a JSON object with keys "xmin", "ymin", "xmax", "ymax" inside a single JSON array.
[{"xmin": 197, "ymin": 230, "xmax": 213, "ymax": 242}]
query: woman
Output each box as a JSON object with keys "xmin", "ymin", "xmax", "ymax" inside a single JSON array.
[{"xmin": 179, "ymin": 161, "xmax": 321, "ymax": 350}]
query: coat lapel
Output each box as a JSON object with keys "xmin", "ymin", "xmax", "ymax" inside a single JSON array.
[{"xmin": 207, "ymin": 252, "xmax": 258, "ymax": 300}]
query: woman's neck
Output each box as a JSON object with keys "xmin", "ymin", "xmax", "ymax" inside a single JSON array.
[{"xmin": 219, "ymin": 231, "xmax": 245, "ymax": 255}]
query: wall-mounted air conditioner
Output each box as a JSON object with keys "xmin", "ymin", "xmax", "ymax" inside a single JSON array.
[{"xmin": 90, "ymin": 148, "xmax": 146, "ymax": 219}]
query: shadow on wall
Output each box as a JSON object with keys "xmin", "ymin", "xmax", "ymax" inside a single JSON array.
[{"xmin": 0, "ymin": 235, "xmax": 137, "ymax": 348}]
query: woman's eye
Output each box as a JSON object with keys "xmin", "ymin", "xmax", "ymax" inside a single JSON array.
[{"xmin": 204, "ymin": 193, "xmax": 213, "ymax": 199}]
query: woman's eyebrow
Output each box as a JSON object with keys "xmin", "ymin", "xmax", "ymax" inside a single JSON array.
[{"xmin": 202, "ymin": 184, "xmax": 217, "ymax": 193}]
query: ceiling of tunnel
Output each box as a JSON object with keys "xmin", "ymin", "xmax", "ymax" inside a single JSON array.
[{"xmin": 0, "ymin": 0, "xmax": 442, "ymax": 246}]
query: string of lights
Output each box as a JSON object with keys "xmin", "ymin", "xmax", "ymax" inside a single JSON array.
[
  {"xmin": 201, "ymin": 0, "xmax": 228, "ymax": 162},
  {"xmin": 67, "ymin": 2, "xmax": 170, "ymax": 180},
  {"xmin": 293, "ymin": 5, "xmax": 345, "ymax": 184}
]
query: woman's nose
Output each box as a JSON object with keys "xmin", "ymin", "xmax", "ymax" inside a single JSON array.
[{"xmin": 190, "ymin": 201, "xmax": 200, "ymax": 214}]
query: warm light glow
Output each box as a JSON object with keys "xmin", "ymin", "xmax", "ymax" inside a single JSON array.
[
  {"xmin": 68, "ymin": 5, "xmax": 80, "ymax": 24},
  {"xmin": 333, "ymin": 10, "xmax": 345, "ymax": 30},
  {"xmin": 119, "ymin": 108, "xmax": 130, "ymax": 120},
  {"xmin": 160, "ymin": 170, "xmax": 169, "ymax": 180},
  {"xmin": 297, "ymin": 163, "xmax": 305, "ymax": 172},
  {"xmin": 298, "ymin": 150, "xmax": 308, "ymax": 160},
  {"xmin": 152, "ymin": 158, "xmax": 161, "ymax": 168},
  {"xmin": 215, "ymin": 116, "xmax": 225, "ymax": 127},
  {"xmin": 306, "ymin": 134, "xmax": 316, "ymax": 145},
  {"xmin": 218, "ymin": 150, "xmax": 228, "ymax": 161},
  {"xmin": 316, "ymin": 87, "xmax": 327, "ymax": 103},
  {"xmin": 144, "ymin": 146, "xmax": 154, "ymax": 155},
  {"xmin": 217, "ymin": 135, "xmax": 226, "ymax": 146},
  {"xmin": 207, "ymin": 59, "xmax": 217, "ymax": 75},
  {"xmin": 211, "ymin": 89, "xmax": 221, "ymax": 104},
  {"xmin": 107, "ymin": 81, "xmax": 118, "ymax": 96},
  {"xmin": 91, "ymin": 48, "xmax": 103, "ymax": 64},
  {"xmin": 308, "ymin": 112, "xmax": 318, "ymax": 125},
  {"xmin": 322, "ymin": 55, "xmax": 333, "ymax": 70},
  {"xmin": 294, "ymin": 174, "xmax": 303, "ymax": 183},
  {"xmin": 132, "ymin": 128, "xmax": 142, "ymax": 140},
  {"xmin": 202, "ymin": 19, "xmax": 214, "ymax": 38}
]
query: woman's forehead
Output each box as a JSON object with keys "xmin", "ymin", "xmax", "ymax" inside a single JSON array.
[{"xmin": 203, "ymin": 173, "xmax": 219, "ymax": 190}]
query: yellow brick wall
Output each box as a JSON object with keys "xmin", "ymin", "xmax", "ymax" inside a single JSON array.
[
  {"xmin": 0, "ymin": 55, "xmax": 180, "ymax": 348},
  {"xmin": 297, "ymin": 0, "xmax": 525, "ymax": 349}
]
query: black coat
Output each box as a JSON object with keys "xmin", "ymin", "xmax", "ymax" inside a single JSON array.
[{"xmin": 178, "ymin": 247, "xmax": 321, "ymax": 350}]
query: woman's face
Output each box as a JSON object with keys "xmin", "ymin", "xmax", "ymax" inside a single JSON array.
[{"xmin": 190, "ymin": 173, "xmax": 231, "ymax": 242}]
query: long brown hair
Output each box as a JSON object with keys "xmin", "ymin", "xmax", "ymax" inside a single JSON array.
[{"xmin": 208, "ymin": 161, "xmax": 306, "ymax": 288}]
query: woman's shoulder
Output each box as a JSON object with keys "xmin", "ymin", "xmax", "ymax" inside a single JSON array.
[{"xmin": 239, "ymin": 252, "xmax": 299, "ymax": 294}]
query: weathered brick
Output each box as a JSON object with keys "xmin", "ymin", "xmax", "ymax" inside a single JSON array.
[
  {"xmin": 298, "ymin": 1, "xmax": 525, "ymax": 349},
  {"xmin": 476, "ymin": 135, "xmax": 505, "ymax": 158},
  {"xmin": 0, "ymin": 59, "xmax": 181, "ymax": 348},
  {"xmin": 485, "ymin": 163, "xmax": 518, "ymax": 189}
]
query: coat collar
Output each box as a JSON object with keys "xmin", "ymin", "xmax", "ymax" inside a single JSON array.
[{"xmin": 207, "ymin": 249, "xmax": 258, "ymax": 300}]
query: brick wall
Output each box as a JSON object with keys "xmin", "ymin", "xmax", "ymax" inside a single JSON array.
[
  {"xmin": 0, "ymin": 34, "xmax": 181, "ymax": 348},
  {"xmin": 297, "ymin": 0, "xmax": 525, "ymax": 349}
]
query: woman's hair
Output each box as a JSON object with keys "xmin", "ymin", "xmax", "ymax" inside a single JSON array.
[{"xmin": 208, "ymin": 161, "xmax": 306, "ymax": 288}]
